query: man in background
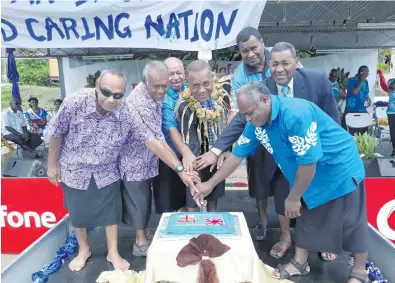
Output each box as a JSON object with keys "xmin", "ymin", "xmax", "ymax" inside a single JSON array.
[{"xmin": 2, "ymin": 98, "xmax": 42, "ymax": 154}]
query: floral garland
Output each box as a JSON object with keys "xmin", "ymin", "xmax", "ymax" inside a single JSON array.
[{"xmin": 179, "ymin": 73, "xmax": 230, "ymax": 122}]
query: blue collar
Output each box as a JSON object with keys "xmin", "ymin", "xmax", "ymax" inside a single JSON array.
[{"xmin": 167, "ymin": 83, "xmax": 186, "ymax": 100}]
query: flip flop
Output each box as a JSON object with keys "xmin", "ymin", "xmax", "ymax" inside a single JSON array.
[
  {"xmin": 319, "ymin": 252, "xmax": 337, "ymax": 261},
  {"xmin": 252, "ymin": 223, "xmax": 267, "ymax": 241},
  {"xmin": 270, "ymin": 239, "xmax": 292, "ymax": 259},
  {"xmin": 270, "ymin": 258, "xmax": 310, "ymax": 280}
]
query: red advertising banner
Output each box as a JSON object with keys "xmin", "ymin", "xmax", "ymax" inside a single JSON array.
[
  {"xmin": 365, "ymin": 178, "xmax": 395, "ymax": 243},
  {"xmin": 1, "ymin": 178, "xmax": 68, "ymax": 254},
  {"xmin": 1, "ymin": 177, "xmax": 394, "ymax": 254}
]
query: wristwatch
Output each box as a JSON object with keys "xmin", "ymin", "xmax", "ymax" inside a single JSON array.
[{"xmin": 174, "ymin": 165, "xmax": 184, "ymax": 173}]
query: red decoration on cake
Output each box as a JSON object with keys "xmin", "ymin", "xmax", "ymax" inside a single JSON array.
[{"xmin": 206, "ymin": 218, "xmax": 223, "ymax": 225}]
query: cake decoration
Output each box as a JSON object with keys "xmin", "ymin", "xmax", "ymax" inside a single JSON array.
[{"xmin": 166, "ymin": 212, "xmax": 235, "ymax": 235}]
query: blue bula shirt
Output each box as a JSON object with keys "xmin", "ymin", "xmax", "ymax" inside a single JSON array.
[
  {"xmin": 387, "ymin": 78, "xmax": 395, "ymax": 114},
  {"xmin": 345, "ymin": 76, "xmax": 369, "ymax": 112},
  {"xmin": 162, "ymin": 84, "xmax": 185, "ymax": 156},
  {"xmin": 232, "ymin": 49, "xmax": 271, "ymax": 110},
  {"xmin": 233, "ymin": 95, "xmax": 365, "ymax": 209}
]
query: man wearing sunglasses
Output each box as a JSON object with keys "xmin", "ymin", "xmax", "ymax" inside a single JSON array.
[
  {"xmin": 47, "ymin": 70, "xmax": 133, "ymax": 272},
  {"xmin": 119, "ymin": 61, "xmax": 200, "ymax": 257}
]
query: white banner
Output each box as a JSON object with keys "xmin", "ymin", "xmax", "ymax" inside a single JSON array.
[{"xmin": 1, "ymin": 0, "xmax": 266, "ymax": 51}]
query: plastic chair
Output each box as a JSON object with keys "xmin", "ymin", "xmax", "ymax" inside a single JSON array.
[
  {"xmin": 1, "ymin": 137, "xmax": 21, "ymax": 158},
  {"xmin": 345, "ymin": 113, "xmax": 374, "ymax": 135}
]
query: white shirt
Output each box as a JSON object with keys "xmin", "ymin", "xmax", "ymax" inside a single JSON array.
[
  {"xmin": 276, "ymin": 78, "xmax": 294, "ymax": 98},
  {"xmin": 1, "ymin": 107, "xmax": 27, "ymax": 136}
]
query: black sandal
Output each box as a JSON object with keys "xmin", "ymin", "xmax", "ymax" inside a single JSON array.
[
  {"xmin": 252, "ymin": 223, "xmax": 267, "ymax": 241},
  {"xmin": 349, "ymin": 272, "xmax": 370, "ymax": 283},
  {"xmin": 270, "ymin": 258, "xmax": 310, "ymax": 280}
]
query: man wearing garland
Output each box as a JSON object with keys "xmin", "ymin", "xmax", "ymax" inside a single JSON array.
[
  {"xmin": 176, "ymin": 60, "xmax": 231, "ymax": 212},
  {"xmin": 195, "ymin": 26, "xmax": 274, "ymax": 240}
]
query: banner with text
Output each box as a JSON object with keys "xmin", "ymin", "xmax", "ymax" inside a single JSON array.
[{"xmin": 1, "ymin": 0, "xmax": 266, "ymax": 50}]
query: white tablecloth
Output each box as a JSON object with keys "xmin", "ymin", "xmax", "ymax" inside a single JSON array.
[{"xmin": 145, "ymin": 212, "xmax": 290, "ymax": 283}]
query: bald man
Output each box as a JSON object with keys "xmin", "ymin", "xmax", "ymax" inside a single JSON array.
[{"xmin": 153, "ymin": 57, "xmax": 194, "ymax": 213}]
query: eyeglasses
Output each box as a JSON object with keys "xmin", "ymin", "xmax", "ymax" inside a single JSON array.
[{"xmin": 99, "ymin": 86, "xmax": 124, "ymax": 100}]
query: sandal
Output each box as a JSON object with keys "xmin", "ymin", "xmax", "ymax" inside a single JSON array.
[
  {"xmin": 133, "ymin": 241, "xmax": 151, "ymax": 257},
  {"xmin": 252, "ymin": 223, "xmax": 267, "ymax": 241},
  {"xmin": 270, "ymin": 258, "xmax": 310, "ymax": 280},
  {"xmin": 270, "ymin": 239, "xmax": 292, "ymax": 259},
  {"xmin": 349, "ymin": 272, "xmax": 370, "ymax": 283},
  {"xmin": 319, "ymin": 252, "xmax": 337, "ymax": 261}
]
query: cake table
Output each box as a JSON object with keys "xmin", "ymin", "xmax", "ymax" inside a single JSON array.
[{"xmin": 145, "ymin": 212, "xmax": 291, "ymax": 283}]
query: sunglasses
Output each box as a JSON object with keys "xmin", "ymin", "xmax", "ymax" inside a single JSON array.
[{"xmin": 99, "ymin": 86, "xmax": 124, "ymax": 100}]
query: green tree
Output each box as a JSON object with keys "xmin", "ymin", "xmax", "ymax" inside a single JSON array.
[{"xmin": 16, "ymin": 59, "xmax": 50, "ymax": 86}]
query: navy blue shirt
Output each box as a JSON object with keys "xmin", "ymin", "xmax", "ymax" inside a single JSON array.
[{"xmin": 233, "ymin": 95, "xmax": 365, "ymax": 209}]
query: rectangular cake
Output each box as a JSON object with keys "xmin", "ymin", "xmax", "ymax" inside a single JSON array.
[{"xmin": 165, "ymin": 212, "xmax": 235, "ymax": 235}]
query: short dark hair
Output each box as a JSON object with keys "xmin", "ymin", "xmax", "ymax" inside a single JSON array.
[
  {"xmin": 358, "ymin": 65, "xmax": 369, "ymax": 73},
  {"xmin": 330, "ymin": 69, "xmax": 338, "ymax": 75},
  {"xmin": 28, "ymin": 97, "xmax": 38, "ymax": 104},
  {"xmin": 236, "ymin": 27, "xmax": 262, "ymax": 46},
  {"xmin": 54, "ymin": 99, "xmax": 63, "ymax": 104}
]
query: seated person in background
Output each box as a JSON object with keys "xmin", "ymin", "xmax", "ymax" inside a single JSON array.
[
  {"xmin": 47, "ymin": 99, "xmax": 63, "ymax": 122},
  {"xmin": 176, "ymin": 60, "xmax": 231, "ymax": 212},
  {"xmin": 25, "ymin": 97, "xmax": 48, "ymax": 134},
  {"xmin": 2, "ymin": 99, "xmax": 43, "ymax": 154}
]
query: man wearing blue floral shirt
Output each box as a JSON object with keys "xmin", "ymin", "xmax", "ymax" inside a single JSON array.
[
  {"xmin": 194, "ymin": 83, "xmax": 369, "ymax": 283},
  {"xmin": 153, "ymin": 57, "xmax": 194, "ymax": 213},
  {"xmin": 342, "ymin": 65, "xmax": 370, "ymax": 135}
]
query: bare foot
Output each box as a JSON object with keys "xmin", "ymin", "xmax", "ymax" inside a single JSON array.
[
  {"xmin": 320, "ymin": 252, "xmax": 337, "ymax": 261},
  {"xmin": 270, "ymin": 237, "xmax": 291, "ymax": 259},
  {"xmin": 69, "ymin": 249, "xmax": 91, "ymax": 272},
  {"xmin": 107, "ymin": 252, "xmax": 130, "ymax": 271}
]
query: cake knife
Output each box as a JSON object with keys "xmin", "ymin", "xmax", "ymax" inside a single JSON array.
[{"xmin": 200, "ymin": 203, "xmax": 207, "ymax": 213}]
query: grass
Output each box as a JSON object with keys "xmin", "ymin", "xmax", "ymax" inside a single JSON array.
[{"xmin": 1, "ymin": 84, "xmax": 61, "ymax": 111}]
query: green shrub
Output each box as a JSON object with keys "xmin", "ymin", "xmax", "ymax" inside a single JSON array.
[{"xmin": 16, "ymin": 59, "xmax": 50, "ymax": 87}]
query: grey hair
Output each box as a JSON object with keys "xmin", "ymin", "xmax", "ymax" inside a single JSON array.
[
  {"xmin": 237, "ymin": 82, "xmax": 270, "ymax": 105},
  {"xmin": 142, "ymin": 61, "xmax": 168, "ymax": 83},
  {"xmin": 271, "ymin": 42, "xmax": 297, "ymax": 58},
  {"xmin": 186, "ymin": 60, "xmax": 211, "ymax": 76},
  {"xmin": 98, "ymin": 69, "xmax": 127, "ymax": 84}
]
